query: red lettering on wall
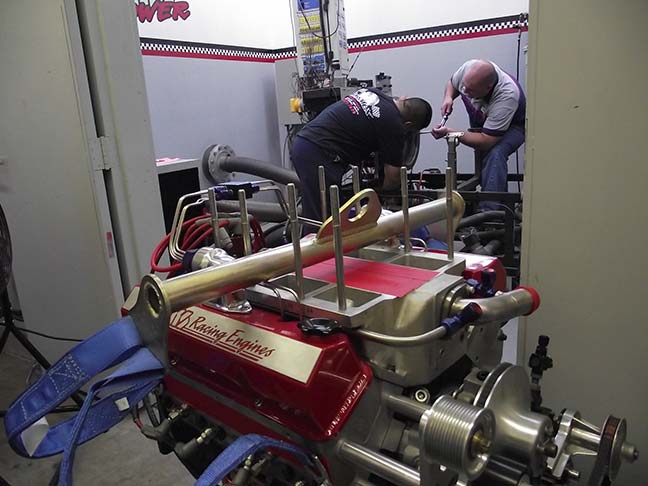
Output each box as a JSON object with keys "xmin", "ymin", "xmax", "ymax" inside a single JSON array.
[
  {"xmin": 135, "ymin": 1, "xmax": 191, "ymax": 23},
  {"xmin": 136, "ymin": 1, "xmax": 157, "ymax": 23},
  {"xmin": 172, "ymin": 1, "xmax": 191, "ymax": 20},
  {"xmin": 156, "ymin": 2, "xmax": 173, "ymax": 21}
]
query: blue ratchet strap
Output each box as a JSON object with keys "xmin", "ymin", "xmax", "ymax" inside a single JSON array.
[
  {"xmin": 3, "ymin": 316, "xmax": 164, "ymax": 485},
  {"xmin": 58, "ymin": 348, "xmax": 164, "ymax": 486},
  {"xmin": 196, "ymin": 434, "xmax": 314, "ymax": 486}
]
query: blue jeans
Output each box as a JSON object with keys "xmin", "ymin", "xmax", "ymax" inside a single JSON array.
[
  {"xmin": 479, "ymin": 126, "xmax": 525, "ymax": 210},
  {"xmin": 291, "ymin": 136, "xmax": 347, "ymax": 222}
]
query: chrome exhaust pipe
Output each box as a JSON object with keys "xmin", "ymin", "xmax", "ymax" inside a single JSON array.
[{"xmin": 452, "ymin": 287, "xmax": 540, "ymax": 325}]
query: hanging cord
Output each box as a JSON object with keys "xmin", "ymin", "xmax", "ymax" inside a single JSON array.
[
  {"xmin": 0, "ymin": 322, "xmax": 83, "ymax": 343},
  {"xmin": 346, "ymin": 46, "xmax": 363, "ymax": 80},
  {"xmin": 514, "ymin": 13, "xmax": 527, "ymax": 194}
]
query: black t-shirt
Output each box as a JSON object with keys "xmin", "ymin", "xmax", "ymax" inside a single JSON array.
[{"xmin": 297, "ymin": 88, "xmax": 406, "ymax": 167}]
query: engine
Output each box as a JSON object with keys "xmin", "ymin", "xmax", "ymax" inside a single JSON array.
[{"xmin": 124, "ymin": 179, "xmax": 638, "ymax": 486}]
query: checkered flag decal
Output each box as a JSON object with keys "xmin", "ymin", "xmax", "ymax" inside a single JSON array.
[{"xmin": 140, "ymin": 15, "xmax": 527, "ymax": 61}]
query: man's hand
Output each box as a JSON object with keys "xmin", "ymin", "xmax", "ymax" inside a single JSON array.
[
  {"xmin": 431, "ymin": 125, "xmax": 451, "ymax": 139},
  {"xmin": 441, "ymin": 97, "xmax": 454, "ymax": 117}
]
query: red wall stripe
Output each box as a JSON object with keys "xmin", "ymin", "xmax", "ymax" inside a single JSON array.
[
  {"xmin": 347, "ymin": 27, "xmax": 527, "ymax": 53},
  {"xmin": 141, "ymin": 49, "xmax": 277, "ymax": 63},
  {"xmin": 141, "ymin": 25, "xmax": 528, "ymax": 63}
]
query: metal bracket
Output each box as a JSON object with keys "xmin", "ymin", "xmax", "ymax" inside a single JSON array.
[
  {"xmin": 548, "ymin": 410, "xmax": 639, "ymax": 484},
  {"xmin": 202, "ymin": 144, "xmax": 235, "ymax": 184},
  {"xmin": 419, "ymin": 461, "xmax": 459, "ymax": 486},
  {"xmin": 316, "ymin": 189, "xmax": 381, "ymax": 242},
  {"xmin": 444, "ymin": 134, "xmax": 461, "ymax": 191},
  {"xmin": 99, "ymin": 136, "xmax": 117, "ymax": 171},
  {"xmin": 88, "ymin": 136, "xmax": 116, "ymax": 171},
  {"xmin": 129, "ymin": 275, "xmax": 171, "ymax": 367}
]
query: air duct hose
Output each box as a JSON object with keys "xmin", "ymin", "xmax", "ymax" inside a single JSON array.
[
  {"xmin": 216, "ymin": 200, "xmax": 290, "ymax": 223},
  {"xmin": 220, "ymin": 156, "xmax": 301, "ymax": 188}
]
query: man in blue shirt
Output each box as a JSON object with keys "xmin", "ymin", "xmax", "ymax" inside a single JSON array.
[{"xmin": 292, "ymin": 88, "xmax": 432, "ymax": 222}]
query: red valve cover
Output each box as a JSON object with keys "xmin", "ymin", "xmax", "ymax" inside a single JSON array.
[{"xmin": 166, "ymin": 304, "xmax": 372, "ymax": 442}]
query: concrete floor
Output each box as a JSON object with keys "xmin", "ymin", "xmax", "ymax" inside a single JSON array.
[{"xmin": 0, "ymin": 336, "xmax": 194, "ymax": 486}]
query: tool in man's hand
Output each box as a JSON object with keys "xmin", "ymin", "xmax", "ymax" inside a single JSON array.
[{"xmin": 420, "ymin": 114, "xmax": 450, "ymax": 134}]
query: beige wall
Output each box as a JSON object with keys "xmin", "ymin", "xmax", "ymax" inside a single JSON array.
[
  {"xmin": 0, "ymin": 0, "xmax": 164, "ymax": 359},
  {"xmin": 521, "ymin": 1, "xmax": 648, "ymax": 484}
]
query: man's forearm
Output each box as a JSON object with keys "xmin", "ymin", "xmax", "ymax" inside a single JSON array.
[
  {"xmin": 444, "ymin": 80, "xmax": 459, "ymax": 101},
  {"xmin": 457, "ymin": 131, "xmax": 500, "ymax": 151}
]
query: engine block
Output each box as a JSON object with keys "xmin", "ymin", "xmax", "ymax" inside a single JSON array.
[{"xmin": 121, "ymin": 188, "xmax": 638, "ymax": 486}]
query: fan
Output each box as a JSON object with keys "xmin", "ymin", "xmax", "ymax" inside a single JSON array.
[{"xmin": 0, "ymin": 203, "xmax": 11, "ymax": 293}]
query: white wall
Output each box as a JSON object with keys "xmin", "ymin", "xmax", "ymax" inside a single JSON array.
[
  {"xmin": 136, "ymin": 0, "xmax": 291, "ymax": 47},
  {"xmin": 136, "ymin": 0, "xmax": 528, "ymax": 48},
  {"xmin": 345, "ymin": 0, "xmax": 528, "ymax": 39},
  {"xmin": 143, "ymin": 56, "xmax": 281, "ymax": 162},
  {"xmin": 138, "ymin": 1, "xmax": 529, "ymax": 164}
]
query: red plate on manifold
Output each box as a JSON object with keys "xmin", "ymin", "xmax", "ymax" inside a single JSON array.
[{"xmin": 303, "ymin": 256, "xmax": 439, "ymax": 297}]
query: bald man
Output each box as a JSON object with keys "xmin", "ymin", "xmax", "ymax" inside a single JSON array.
[{"xmin": 432, "ymin": 59, "xmax": 525, "ymax": 207}]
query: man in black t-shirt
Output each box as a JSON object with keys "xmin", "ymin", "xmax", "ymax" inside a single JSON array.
[{"xmin": 291, "ymin": 88, "xmax": 432, "ymax": 222}]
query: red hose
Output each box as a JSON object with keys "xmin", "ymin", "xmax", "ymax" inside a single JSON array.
[
  {"xmin": 186, "ymin": 228, "xmax": 213, "ymax": 251},
  {"xmin": 150, "ymin": 216, "xmax": 234, "ymax": 274},
  {"xmin": 179, "ymin": 213, "xmax": 210, "ymax": 246},
  {"xmin": 149, "ymin": 214, "xmax": 208, "ymax": 273},
  {"xmin": 250, "ymin": 218, "xmax": 265, "ymax": 252},
  {"xmin": 187, "ymin": 220, "xmax": 230, "ymax": 250},
  {"xmin": 183, "ymin": 222, "xmax": 212, "ymax": 249},
  {"xmin": 150, "ymin": 232, "xmax": 181, "ymax": 273},
  {"xmin": 182, "ymin": 216, "xmax": 209, "ymax": 246}
]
